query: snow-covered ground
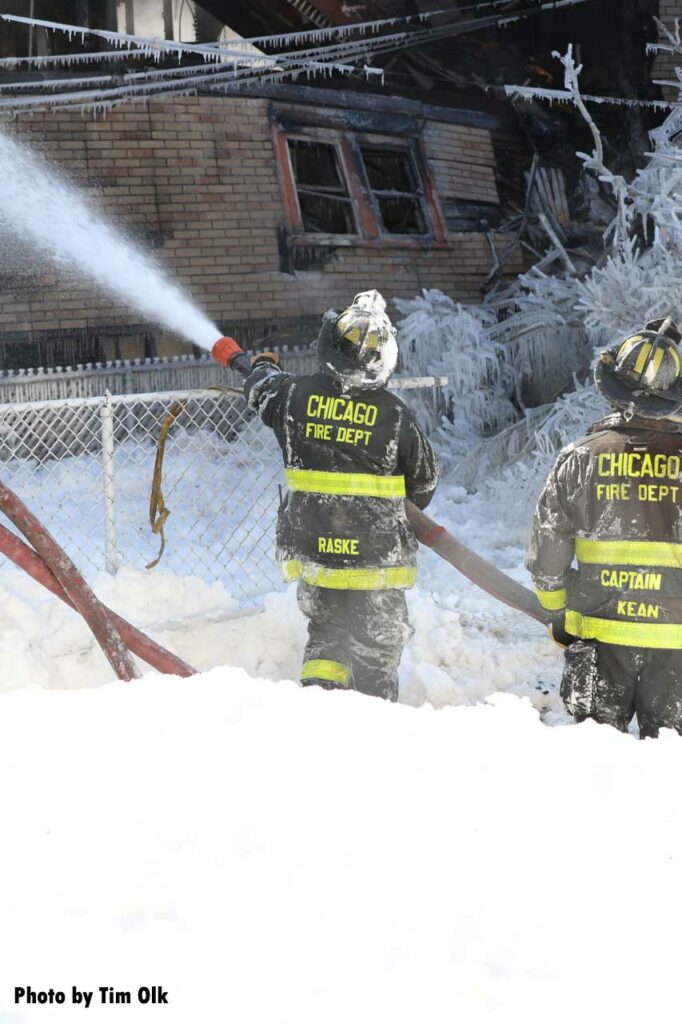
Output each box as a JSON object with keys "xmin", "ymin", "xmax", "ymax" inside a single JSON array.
[
  {"xmin": 3, "ymin": 668, "xmax": 682, "ymax": 1023},
  {"xmin": 5, "ymin": 469, "xmax": 680, "ymax": 1023},
  {"xmin": 0, "ymin": 480, "xmax": 562, "ymax": 716}
]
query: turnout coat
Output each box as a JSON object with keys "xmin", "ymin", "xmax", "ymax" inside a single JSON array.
[
  {"xmin": 244, "ymin": 364, "xmax": 439, "ymax": 590},
  {"xmin": 527, "ymin": 413, "xmax": 682, "ymax": 648}
]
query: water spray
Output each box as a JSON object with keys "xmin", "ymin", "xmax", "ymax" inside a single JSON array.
[{"xmin": 0, "ymin": 130, "xmax": 222, "ymax": 352}]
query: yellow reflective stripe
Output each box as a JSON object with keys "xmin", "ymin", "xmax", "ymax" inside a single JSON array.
[
  {"xmin": 576, "ymin": 538, "xmax": 682, "ymax": 568},
  {"xmin": 535, "ymin": 586, "xmax": 567, "ymax": 611},
  {"xmin": 617, "ymin": 335, "xmax": 644, "ymax": 362},
  {"xmin": 633, "ymin": 342, "xmax": 666, "ymax": 380},
  {"xmin": 286, "ymin": 468, "xmax": 406, "ymax": 498},
  {"xmin": 281, "ymin": 560, "xmax": 416, "ymax": 590},
  {"xmin": 565, "ymin": 610, "xmax": 682, "ymax": 649},
  {"xmin": 633, "ymin": 342, "xmax": 653, "ymax": 376},
  {"xmin": 301, "ymin": 659, "xmax": 351, "ymax": 686}
]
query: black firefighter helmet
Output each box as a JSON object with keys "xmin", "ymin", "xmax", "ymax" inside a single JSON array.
[
  {"xmin": 594, "ymin": 317, "xmax": 682, "ymax": 419},
  {"xmin": 317, "ymin": 289, "xmax": 398, "ymax": 389}
]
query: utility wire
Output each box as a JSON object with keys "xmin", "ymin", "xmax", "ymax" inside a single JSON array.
[{"xmin": 0, "ymin": 0, "xmax": 593, "ymax": 112}]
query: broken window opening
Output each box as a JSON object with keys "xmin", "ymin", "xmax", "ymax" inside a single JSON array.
[
  {"xmin": 287, "ymin": 139, "xmax": 357, "ymax": 236},
  {"xmin": 360, "ymin": 148, "xmax": 426, "ymax": 236}
]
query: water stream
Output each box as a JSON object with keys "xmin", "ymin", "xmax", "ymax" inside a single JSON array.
[{"xmin": 0, "ymin": 130, "xmax": 221, "ymax": 351}]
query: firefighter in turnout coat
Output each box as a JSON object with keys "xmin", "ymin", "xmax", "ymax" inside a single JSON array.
[
  {"xmin": 528, "ymin": 318, "xmax": 682, "ymax": 736},
  {"xmin": 241, "ymin": 291, "xmax": 438, "ymax": 700}
]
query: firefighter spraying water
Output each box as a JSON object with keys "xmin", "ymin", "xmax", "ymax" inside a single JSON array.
[{"xmin": 213, "ymin": 290, "xmax": 440, "ymax": 700}]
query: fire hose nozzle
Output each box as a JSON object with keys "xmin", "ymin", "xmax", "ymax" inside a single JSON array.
[
  {"xmin": 211, "ymin": 336, "xmax": 252, "ymax": 377},
  {"xmin": 211, "ymin": 335, "xmax": 243, "ymax": 366}
]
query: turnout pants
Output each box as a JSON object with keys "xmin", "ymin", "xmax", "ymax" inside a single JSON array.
[
  {"xmin": 562, "ymin": 640, "xmax": 682, "ymax": 738},
  {"xmin": 296, "ymin": 581, "xmax": 413, "ymax": 701}
]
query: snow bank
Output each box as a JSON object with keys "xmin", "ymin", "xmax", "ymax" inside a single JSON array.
[{"xmin": 0, "ymin": 670, "xmax": 680, "ymax": 1024}]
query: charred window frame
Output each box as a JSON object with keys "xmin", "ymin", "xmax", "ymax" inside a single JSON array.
[
  {"xmin": 357, "ymin": 146, "xmax": 428, "ymax": 237},
  {"xmin": 274, "ymin": 124, "xmax": 447, "ymax": 248},
  {"xmin": 286, "ymin": 137, "xmax": 358, "ymax": 237}
]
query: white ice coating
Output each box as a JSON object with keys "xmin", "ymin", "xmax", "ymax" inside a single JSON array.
[
  {"xmin": 0, "ymin": 2, "xmax": 586, "ymax": 114},
  {"xmin": 0, "ymin": 131, "xmax": 221, "ymax": 350},
  {"xmin": 504, "ymin": 83, "xmax": 674, "ymax": 111}
]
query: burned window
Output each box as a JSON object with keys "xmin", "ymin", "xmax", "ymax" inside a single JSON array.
[
  {"xmin": 287, "ymin": 139, "xmax": 356, "ymax": 235},
  {"xmin": 360, "ymin": 148, "xmax": 426, "ymax": 236}
]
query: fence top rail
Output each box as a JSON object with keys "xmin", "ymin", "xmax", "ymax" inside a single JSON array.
[
  {"xmin": 0, "ymin": 376, "xmax": 449, "ymax": 416},
  {"xmin": 0, "ymin": 345, "xmax": 316, "ymax": 382}
]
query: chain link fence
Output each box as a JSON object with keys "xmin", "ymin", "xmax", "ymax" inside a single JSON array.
[
  {"xmin": 0, "ymin": 376, "xmax": 444, "ymax": 606},
  {"xmin": 0, "ymin": 386, "xmax": 282, "ymax": 603}
]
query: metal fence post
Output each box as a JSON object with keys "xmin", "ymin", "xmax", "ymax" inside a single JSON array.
[{"xmin": 100, "ymin": 390, "xmax": 118, "ymax": 574}]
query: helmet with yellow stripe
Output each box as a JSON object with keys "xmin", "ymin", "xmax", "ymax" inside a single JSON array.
[
  {"xmin": 317, "ymin": 290, "xmax": 398, "ymax": 389},
  {"xmin": 595, "ymin": 317, "xmax": 682, "ymax": 419}
]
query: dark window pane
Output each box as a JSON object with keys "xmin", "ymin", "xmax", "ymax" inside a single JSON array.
[
  {"xmin": 361, "ymin": 149, "xmax": 415, "ymax": 193},
  {"xmin": 288, "ymin": 139, "xmax": 344, "ymax": 190},
  {"xmin": 299, "ymin": 194, "xmax": 355, "ymax": 234},
  {"xmin": 378, "ymin": 197, "xmax": 424, "ymax": 235}
]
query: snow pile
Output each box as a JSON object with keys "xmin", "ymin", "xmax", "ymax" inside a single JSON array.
[{"xmin": 1, "ymin": 670, "xmax": 682, "ymax": 1023}]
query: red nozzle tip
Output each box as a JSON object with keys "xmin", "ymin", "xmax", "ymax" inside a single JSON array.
[{"xmin": 212, "ymin": 336, "xmax": 243, "ymax": 366}]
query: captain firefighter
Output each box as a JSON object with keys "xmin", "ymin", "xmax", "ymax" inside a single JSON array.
[
  {"xmin": 212, "ymin": 290, "xmax": 439, "ymax": 701},
  {"xmin": 528, "ymin": 317, "xmax": 682, "ymax": 737}
]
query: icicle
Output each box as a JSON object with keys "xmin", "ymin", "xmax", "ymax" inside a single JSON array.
[
  {"xmin": 0, "ymin": 73, "xmax": 116, "ymax": 92},
  {"xmin": 504, "ymin": 83, "xmax": 676, "ymax": 110},
  {"xmin": 0, "ymin": 49, "xmax": 143, "ymax": 67}
]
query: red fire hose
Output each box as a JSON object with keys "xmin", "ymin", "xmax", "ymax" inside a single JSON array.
[
  {"xmin": 0, "ymin": 522, "xmax": 195, "ymax": 678},
  {"xmin": 405, "ymin": 500, "xmax": 550, "ymax": 626},
  {"xmin": 0, "ymin": 480, "xmax": 197, "ymax": 680}
]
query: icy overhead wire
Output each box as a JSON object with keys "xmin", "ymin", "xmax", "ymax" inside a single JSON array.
[
  {"xmin": 504, "ymin": 83, "xmax": 676, "ymax": 110},
  {"xmin": 201, "ymin": 0, "xmax": 546, "ymax": 51},
  {"xmin": 0, "ymin": 49, "xmax": 150, "ymax": 68},
  {"xmin": 0, "ymin": 0, "xmax": 553, "ymax": 63},
  {"xmin": 0, "ymin": 0, "xmax": 593, "ymax": 113}
]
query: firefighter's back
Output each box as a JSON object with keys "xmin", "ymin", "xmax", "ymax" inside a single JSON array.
[
  {"xmin": 274, "ymin": 370, "xmax": 429, "ymax": 589},
  {"xmin": 559, "ymin": 417, "xmax": 682, "ymax": 645},
  {"xmin": 239, "ymin": 289, "xmax": 439, "ymax": 701}
]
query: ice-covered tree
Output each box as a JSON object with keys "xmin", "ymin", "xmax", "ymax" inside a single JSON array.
[{"xmin": 396, "ymin": 38, "xmax": 682, "ymax": 523}]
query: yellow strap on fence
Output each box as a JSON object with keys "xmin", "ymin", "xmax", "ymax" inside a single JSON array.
[
  {"xmin": 301, "ymin": 659, "xmax": 352, "ymax": 686},
  {"xmin": 575, "ymin": 538, "xmax": 682, "ymax": 568},
  {"xmin": 535, "ymin": 586, "xmax": 567, "ymax": 611},
  {"xmin": 565, "ymin": 610, "xmax": 682, "ymax": 649},
  {"xmin": 146, "ymin": 400, "xmax": 187, "ymax": 571},
  {"xmin": 286, "ymin": 468, "xmax": 406, "ymax": 499},
  {"xmin": 281, "ymin": 559, "xmax": 416, "ymax": 590}
]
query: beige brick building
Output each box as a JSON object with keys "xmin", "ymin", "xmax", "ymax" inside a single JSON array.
[{"xmin": 0, "ymin": 85, "xmax": 516, "ymax": 367}]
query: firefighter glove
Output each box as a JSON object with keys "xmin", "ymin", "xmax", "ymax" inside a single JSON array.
[
  {"xmin": 547, "ymin": 614, "xmax": 573, "ymax": 649},
  {"xmin": 251, "ymin": 351, "xmax": 281, "ymax": 368}
]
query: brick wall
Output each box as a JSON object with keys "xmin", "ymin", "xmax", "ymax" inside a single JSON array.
[
  {"xmin": 423, "ymin": 122, "xmax": 498, "ymax": 205},
  {"xmin": 0, "ymin": 93, "xmax": 518, "ymax": 364}
]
